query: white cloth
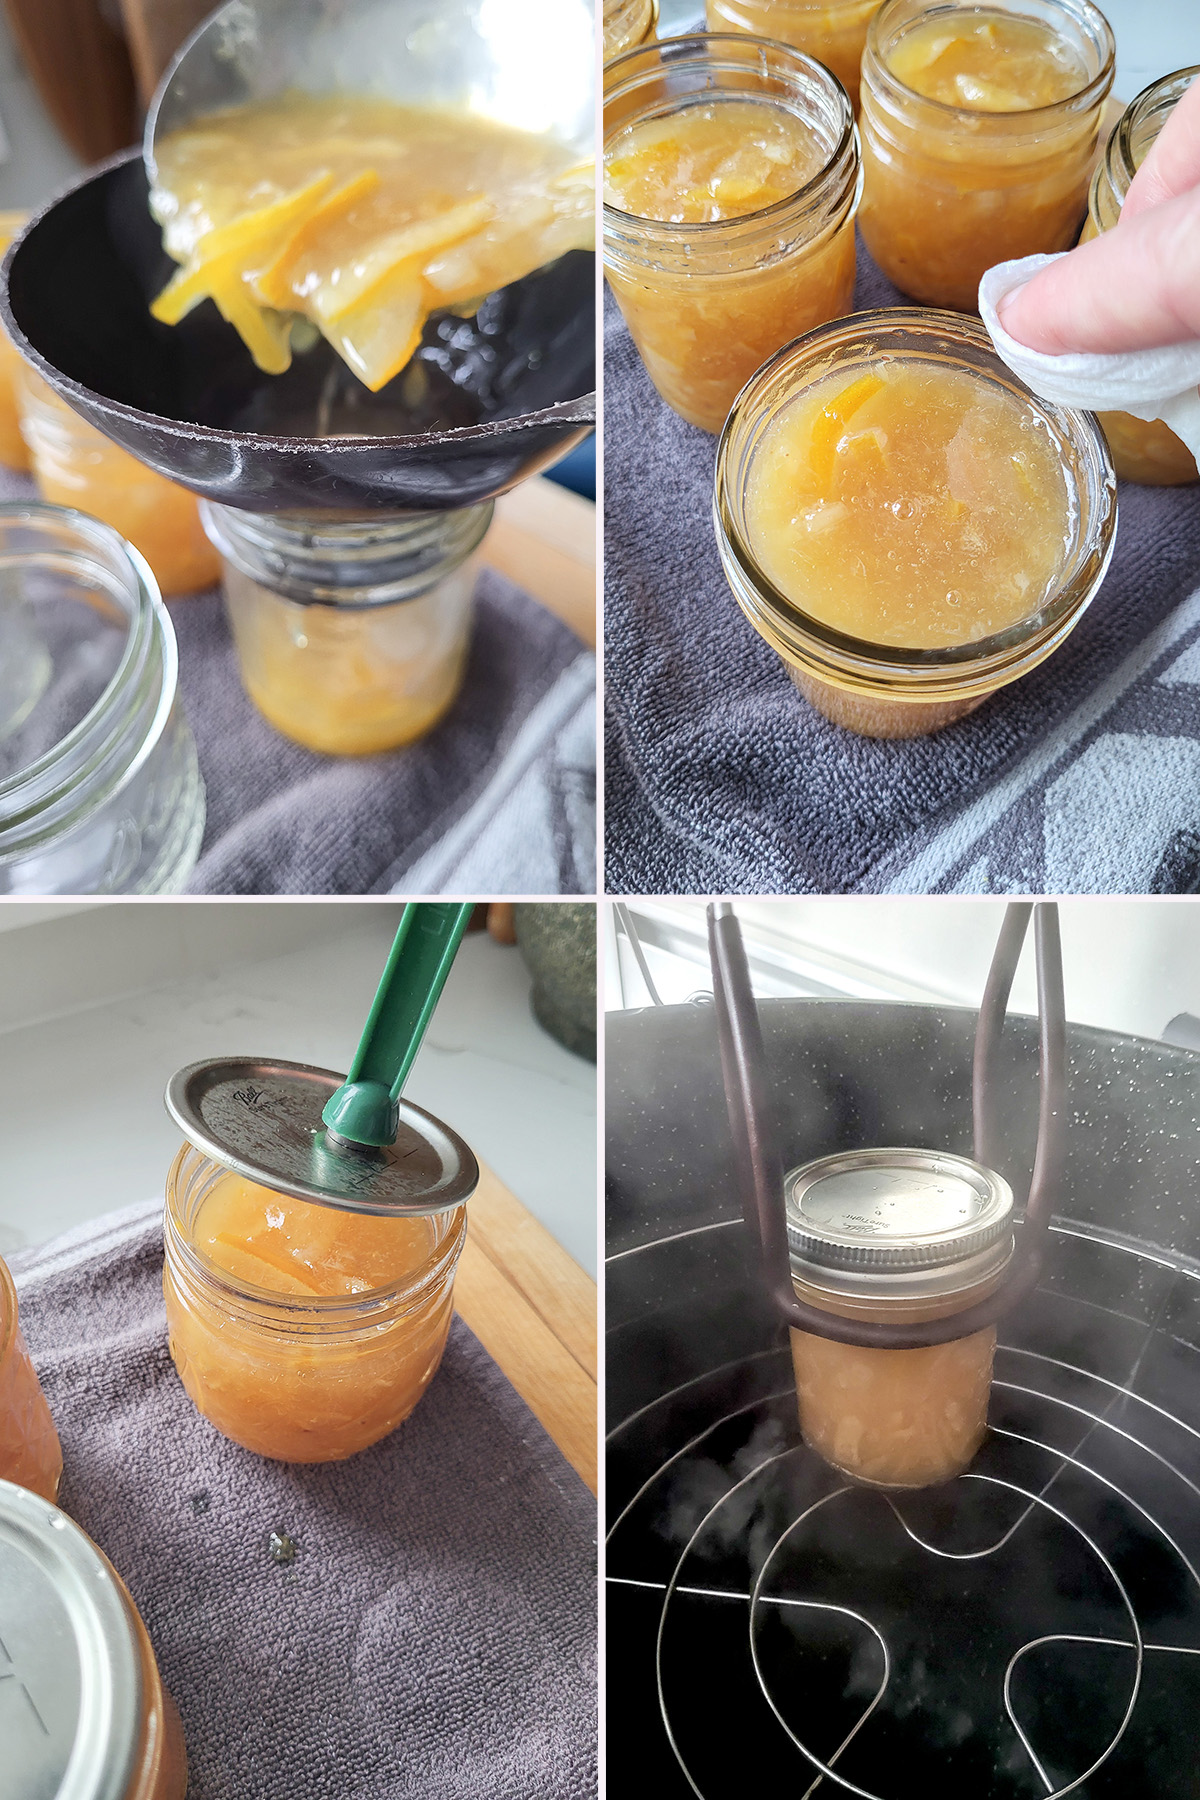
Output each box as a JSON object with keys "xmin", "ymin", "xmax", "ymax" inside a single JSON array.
[{"xmin": 979, "ymin": 253, "xmax": 1200, "ymax": 458}]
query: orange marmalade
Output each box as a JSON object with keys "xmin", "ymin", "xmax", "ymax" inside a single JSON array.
[
  {"xmin": 859, "ymin": 0, "xmax": 1113, "ymax": 310},
  {"xmin": 150, "ymin": 94, "xmax": 592, "ymax": 392},
  {"xmin": 163, "ymin": 1148, "xmax": 467, "ymax": 1461},
  {"xmin": 17, "ymin": 369, "xmax": 219, "ymax": 596},
  {"xmin": 604, "ymin": 38, "xmax": 858, "ymax": 433},
  {"xmin": 706, "ymin": 0, "xmax": 882, "ymax": 110},
  {"xmin": 744, "ymin": 359, "xmax": 1070, "ymax": 650},
  {"xmin": 1082, "ymin": 67, "xmax": 1200, "ymax": 485},
  {"xmin": 0, "ymin": 1255, "xmax": 63, "ymax": 1504}
]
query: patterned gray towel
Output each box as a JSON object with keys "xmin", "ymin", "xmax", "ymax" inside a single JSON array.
[
  {"xmin": 0, "ymin": 466, "xmax": 595, "ymax": 896},
  {"xmin": 604, "ymin": 240, "xmax": 1200, "ymax": 895},
  {"xmin": 10, "ymin": 1199, "xmax": 597, "ymax": 1800}
]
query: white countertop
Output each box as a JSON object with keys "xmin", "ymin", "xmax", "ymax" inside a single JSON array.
[{"xmin": 0, "ymin": 903, "xmax": 597, "ymax": 1275}]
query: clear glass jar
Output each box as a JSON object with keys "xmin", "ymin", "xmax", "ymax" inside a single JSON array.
[
  {"xmin": 15, "ymin": 367, "xmax": 221, "ymax": 597},
  {"xmin": 0, "ymin": 1255, "xmax": 62, "ymax": 1503},
  {"xmin": 0, "ymin": 505, "xmax": 205, "ymax": 892},
  {"xmin": 714, "ymin": 310, "xmax": 1116, "ymax": 737},
  {"xmin": 1082, "ymin": 67, "xmax": 1200, "ymax": 486},
  {"xmin": 604, "ymin": 34, "xmax": 859, "ymax": 434},
  {"xmin": 0, "ymin": 211, "xmax": 30, "ymax": 471},
  {"xmin": 604, "ymin": 0, "xmax": 658, "ymax": 64},
  {"xmin": 163, "ymin": 1143, "xmax": 468, "ymax": 1462},
  {"xmin": 705, "ymin": 0, "xmax": 881, "ymax": 110},
  {"xmin": 859, "ymin": 0, "xmax": 1115, "ymax": 310},
  {"xmin": 786, "ymin": 1149, "xmax": 1014, "ymax": 1488},
  {"xmin": 0, "ymin": 1477, "xmax": 187, "ymax": 1800},
  {"xmin": 201, "ymin": 501, "xmax": 491, "ymax": 756}
]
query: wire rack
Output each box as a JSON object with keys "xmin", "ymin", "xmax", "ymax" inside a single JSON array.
[{"xmin": 606, "ymin": 1220, "xmax": 1200, "ymax": 1799}]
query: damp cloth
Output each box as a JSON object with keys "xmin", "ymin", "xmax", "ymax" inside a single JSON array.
[
  {"xmin": 8, "ymin": 1197, "xmax": 598, "ymax": 1800},
  {"xmin": 0, "ymin": 465, "xmax": 596, "ymax": 897},
  {"xmin": 604, "ymin": 239, "xmax": 1200, "ymax": 896},
  {"xmin": 980, "ymin": 253, "xmax": 1200, "ymax": 456}
]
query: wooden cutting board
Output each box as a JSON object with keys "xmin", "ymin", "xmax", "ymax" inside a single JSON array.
[
  {"xmin": 483, "ymin": 476, "xmax": 596, "ymax": 650},
  {"xmin": 453, "ymin": 1159, "xmax": 597, "ymax": 1495}
]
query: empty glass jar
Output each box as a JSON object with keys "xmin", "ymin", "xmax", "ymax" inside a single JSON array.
[
  {"xmin": 0, "ymin": 505, "xmax": 205, "ymax": 892},
  {"xmin": 202, "ymin": 502, "xmax": 491, "ymax": 755}
]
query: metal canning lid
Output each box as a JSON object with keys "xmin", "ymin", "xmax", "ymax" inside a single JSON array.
[
  {"xmin": 165, "ymin": 1058, "xmax": 479, "ymax": 1216},
  {"xmin": 785, "ymin": 1148, "xmax": 1014, "ymax": 1271},
  {"xmin": 0, "ymin": 1477, "xmax": 141, "ymax": 1800}
]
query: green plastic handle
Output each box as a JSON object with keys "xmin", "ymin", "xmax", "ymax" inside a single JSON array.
[{"xmin": 321, "ymin": 902, "xmax": 474, "ymax": 1147}]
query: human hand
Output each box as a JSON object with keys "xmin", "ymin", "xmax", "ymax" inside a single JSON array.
[{"xmin": 996, "ymin": 75, "xmax": 1200, "ymax": 355}]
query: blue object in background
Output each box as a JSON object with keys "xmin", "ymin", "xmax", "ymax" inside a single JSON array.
[{"xmin": 546, "ymin": 433, "xmax": 595, "ymax": 501}]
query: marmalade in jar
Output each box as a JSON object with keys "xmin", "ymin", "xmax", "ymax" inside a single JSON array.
[
  {"xmin": 0, "ymin": 1255, "xmax": 63, "ymax": 1504},
  {"xmin": 151, "ymin": 94, "xmax": 593, "ymax": 392},
  {"xmin": 604, "ymin": 45, "xmax": 859, "ymax": 434},
  {"xmin": 1080, "ymin": 68, "xmax": 1200, "ymax": 485},
  {"xmin": 163, "ymin": 1153, "xmax": 466, "ymax": 1462},
  {"xmin": 17, "ymin": 369, "xmax": 219, "ymax": 596},
  {"xmin": 744, "ymin": 359, "xmax": 1070, "ymax": 649},
  {"xmin": 604, "ymin": 0, "xmax": 658, "ymax": 64},
  {"xmin": 706, "ymin": 0, "xmax": 882, "ymax": 111},
  {"xmin": 859, "ymin": 0, "xmax": 1113, "ymax": 310},
  {"xmin": 785, "ymin": 1149, "xmax": 1013, "ymax": 1488}
]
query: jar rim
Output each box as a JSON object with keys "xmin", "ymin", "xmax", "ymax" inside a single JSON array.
[
  {"xmin": 0, "ymin": 502, "xmax": 178, "ymax": 849},
  {"xmin": 163, "ymin": 1143, "xmax": 468, "ymax": 1332},
  {"xmin": 602, "ymin": 32, "xmax": 855, "ymax": 238},
  {"xmin": 713, "ymin": 307, "xmax": 1117, "ymax": 692},
  {"xmin": 1104, "ymin": 64, "xmax": 1200, "ymax": 203},
  {"xmin": 865, "ymin": 0, "xmax": 1116, "ymax": 125}
]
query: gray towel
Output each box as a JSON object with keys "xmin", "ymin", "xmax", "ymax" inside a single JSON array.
[
  {"xmin": 604, "ymin": 240, "xmax": 1200, "ymax": 894},
  {"xmin": 10, "ymin": 1199, "xmax": 597, "ymax": 1800},
  {"xmin": 0, "ymin": 466, "xmax": 595, "ymax": 896}
]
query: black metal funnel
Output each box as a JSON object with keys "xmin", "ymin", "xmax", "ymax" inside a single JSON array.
[{"xmin": 0, "ymin": 149, "xmax": 595, "ymax": 514}]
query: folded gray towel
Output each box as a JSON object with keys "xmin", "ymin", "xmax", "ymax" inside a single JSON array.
[
  {"xmin": 604, "ymin": 240, "xmax": 1200, "ymax": 895},
  {"xmin": 10, "ymin": 1200, "xmax": 597, "ymax": 1800},
  {"xmin": 0, "ymin": 467, "xmax": 595, "ymax": 896}
]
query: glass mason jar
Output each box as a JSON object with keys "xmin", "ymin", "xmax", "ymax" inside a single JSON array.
[
  {"xmin": 201, "ymin": 501, "xmax": 491, "ymax": 756},
  {"xmin": 786, "ymin": 1149, "xmax": 1015, "ymax": 1488},
  {"xmin": 1082, "ymin": 67, "xmax": 1200, "ymax": 486},
  {"xmin": 604, "ymin": 0, "xmax": 658, "ymax": 64},
  {"xmin": 15, "ymin": 366, "xmax": 220, "ymax": 597},
  {"xmin": 604, "ymin": 34, "xmax": 860, "ymax": 435},
  {"xmin": 858, "ymin": 0, "xmax": 1115, "ymax": 311},
  {"xmin": 163, "ymin": 1143, "xmax": 469, "ymax": 1462},
  {"xmin": 705, "ymin": 0, "xmax": 881, "ymax": 111},
  {"xmin": 0, "ymin": 211, "xmax": 30, "ymax": 471},
  {"xmin": 714, "ymin": 310, "xmax": 1117, "ymax": 738},
  {"xmin": 0, "ymin": 1254, "xmax": 62, "ymax": 1503},
  {"xmin": 0, "ymin": 1477, "xmax": 187, "ymax": 1800},
  {"xmin": 0, "ymin": 505, "xmax": 205, "ymax": 892}
]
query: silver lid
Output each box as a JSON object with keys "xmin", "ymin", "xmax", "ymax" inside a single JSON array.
[
  {"xmin": 0, "ymin": 1477, "xmax": 141, "ymax": 1800},
  {"xmin": 165, "ymin": 1058, "xmax": 479, "ymax": 1217},
  {"xmin": 785, "ymin": 1148, "xmax": 1014, "ymax": 1272}
]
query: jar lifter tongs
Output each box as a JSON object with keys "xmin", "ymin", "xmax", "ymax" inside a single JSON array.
[
  {"xmin": 164, "ymin": 902, "xmax": 479, "ymax": 1216},
  {"xmin": 707, "ymin": 900, "xmax": 1066, "ymax": 1349}
]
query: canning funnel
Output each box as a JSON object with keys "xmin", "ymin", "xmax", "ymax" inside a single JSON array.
[
  {"xmin": 1, "ymin": 0, "xmax": 595, "ymax": 513},
  {"xmin": 708, "ymin": 899, "xmax": 1067, "ymax": 1348},
  {"xmin": 165, "ymin": 900, "xmax": 478, "ymax": 1215}
]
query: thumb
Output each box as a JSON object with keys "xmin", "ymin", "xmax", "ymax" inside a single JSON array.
[{"xmin": 995, "ymin": 184, "xmax": 1200, "ymax": 354}]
